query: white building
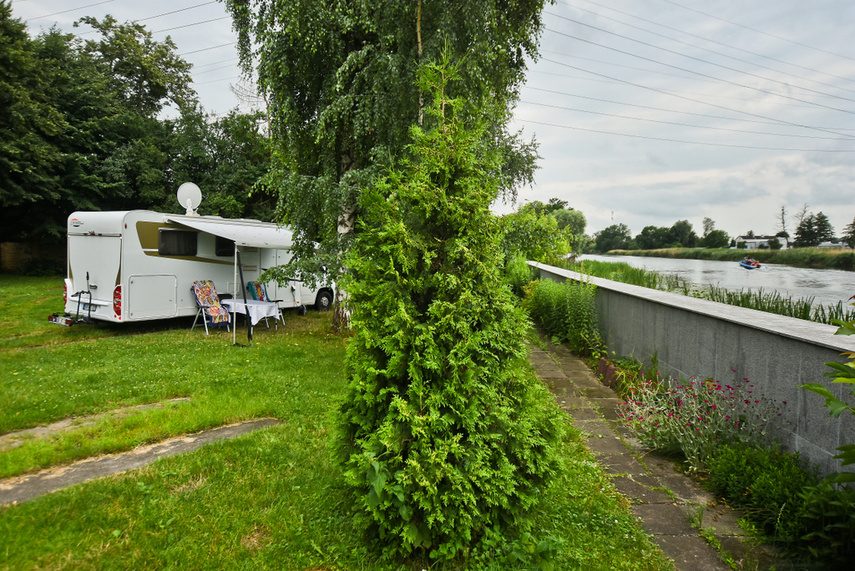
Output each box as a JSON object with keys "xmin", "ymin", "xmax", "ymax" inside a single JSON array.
[{"xmin": 735, "ymin": 235, "xmax": 788, "ymax": 250}]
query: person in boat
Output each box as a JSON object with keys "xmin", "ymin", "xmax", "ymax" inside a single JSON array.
[{"xmin": 742, "ymin": 256, "xmax": 759, "ymax": 267}]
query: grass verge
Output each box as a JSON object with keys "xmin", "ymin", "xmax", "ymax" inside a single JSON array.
[{"xmin": 0, "ymin": 275, "xmax": 672, "ymax": 570}]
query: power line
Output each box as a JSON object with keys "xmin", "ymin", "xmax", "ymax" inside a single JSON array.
[
  {"xmin": 180, "ymin": 42, "xmax": 237, "ymax": 56},
  {"xmin": 525, "ymin": 84, "xmax": 855, "ymax": 131},
  {"xmin": 561, "ymin": 0, "xmax": 855, "ymax": 98},
  {"xmin": 539, "ymin": 56, "xmax": 855, "ymax": 140},
  {"xmin": 536, "ymin": 51, "xmax": 849, "ymax": 112},
  {"xmin": 657, "ymin": 0, "xmax": 855, "ymax": 63},
  {"xmin": 23, "ymin": 0, "xmax": 114, "ymax": 22},
  {"xmin": 152, "ymin": 16, "xmax": 230, "ymax": 35},
  {"xmin": 137, "ymin": 2, "xmax": 217, "ymax": 23},
  {"xmin": 570, "ymin": 0, "xmax": 855, "ymax": 87},
  {"xmin": 545, "ymin": 17, "xmax": 855, "ymax": 112},
  {"xmin": 514, "ymin": 118, "xmax": 855, "ymax": 152},
  {"xmin": 520, "ymin": 99, "xmax": 851, "ymax": 141}
]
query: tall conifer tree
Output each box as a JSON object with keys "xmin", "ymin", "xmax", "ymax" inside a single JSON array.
[{"xmin": 335, "ymin": 59, "xmax": 563, "ymax": 562}]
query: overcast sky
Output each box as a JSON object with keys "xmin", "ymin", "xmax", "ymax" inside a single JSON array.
[{"xmin": 12, "ymin": 0, "xmax": 855, "ymax": 239}]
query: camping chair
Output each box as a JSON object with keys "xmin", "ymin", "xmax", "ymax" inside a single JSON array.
[
  {"xmin": 246, "ymin": 280, "xmax": 285, "ymax": 329},
  {"xmin": 191, "ymin": 280, "xmax": 231, "ymax": 335}
]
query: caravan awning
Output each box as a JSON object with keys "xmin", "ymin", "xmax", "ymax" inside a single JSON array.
[{"xmin": 167, "ymin": 216, "xmax": 293, "ymax": 250}]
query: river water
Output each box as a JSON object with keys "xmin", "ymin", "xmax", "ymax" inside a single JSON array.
[{"xmin": 580, "ymin": 254, "xmax": 855, "ymax": 309}]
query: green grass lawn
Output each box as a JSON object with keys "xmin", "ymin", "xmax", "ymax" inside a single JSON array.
[{"xmin": 0, "ymin": 275, "xmax": 672, "ymax": 570}]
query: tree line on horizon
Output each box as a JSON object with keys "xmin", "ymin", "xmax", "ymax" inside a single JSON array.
[{"xmin": 591, "ymin": 210, "xmax": 855, "ymax": 253}]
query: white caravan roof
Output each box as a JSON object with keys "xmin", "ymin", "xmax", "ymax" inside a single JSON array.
[{"xmin": 167, "ymin": 216, "xmax": 294, "ymax": 250}]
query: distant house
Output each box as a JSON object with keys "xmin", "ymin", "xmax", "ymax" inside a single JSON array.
[{"xmin": 735, "ymin": 235, "xmax": 788, "ymax": 250}]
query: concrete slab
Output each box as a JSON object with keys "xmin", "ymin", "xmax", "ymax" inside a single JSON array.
[
  {"xmin": 589, "ymin": 397, "xmax": 624, "ymax": 417},
  {"xmin": 658, "ymin": 475, "xmax": 717, "ymax": 505},
  {"xmin": 599, "ymin": 453, "xmax": 647, "ymax": 477},
  {"xmin": 698, "ymin": 504, "xmax": 744, "ymax": 536},
  {"xmin": 584, "ymin": 434, "xmax": 630, "ymax": 455},
  {"xmin": 611, "ymin": 476, "xmax": 675, "ymax": 504},
  {"xmin": 536, "ymin": 370, "xmax": 568, "ymax": 380},
  {"xmin": 528, "ymin": 354, "xmax": 559, "ymax": 368},
  {"xmin": 564, "ymin": 406, "xmax": 601, "ymax": 421},
  {"xmin": 632, "ymin": 502, "xmax": 695, "ymax": 535},
  {"xmin": 582, "ymin": 385, "xmax": 620, "ymax": 398},
  {"xmin": 652, "ymin": 534, "xmax": 732, "ymax": 571},
  {"xmin": 0, "ymin": 418, "xmax": 281, "ymax": 505}
]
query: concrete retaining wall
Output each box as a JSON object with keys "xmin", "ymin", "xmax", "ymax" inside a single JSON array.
[{"xmin": 531, "ymin": 261, "xmax": 855, "ymax": 477}]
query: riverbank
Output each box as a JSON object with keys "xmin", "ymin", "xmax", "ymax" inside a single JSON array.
[
  {"xmin": 607, "ymin": 247, "xmax": 855, "ymax": 271},
  {"xmin": 567, "ymin": 257, "xmax": 855, "ymax": 324}
]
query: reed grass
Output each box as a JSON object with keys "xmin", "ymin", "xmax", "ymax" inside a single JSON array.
[{"xmin": 562, "ymin": 259, "xmax": 855, "ymax": 325}]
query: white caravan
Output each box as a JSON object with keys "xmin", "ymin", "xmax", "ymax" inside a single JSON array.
[{"xmin": 57, "ymin": 209, "xmax": 334, "ymax": 325}]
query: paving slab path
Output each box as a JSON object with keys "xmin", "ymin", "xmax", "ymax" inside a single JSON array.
[
  {"xmin": 529, "ymin": 336, "xmax": 786, "ymax": 571},
  {"xmin": 0, "ymin": 418, "xmax": 281, "ymax": 505}
]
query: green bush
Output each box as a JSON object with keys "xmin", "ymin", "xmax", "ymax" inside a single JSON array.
[
  {"xmin": 799, "ymin": 480, "xmax": 855, "ymax": 564},
  {"xmin": 706, "ymin": 442, "xmax": 855, "ymax": 565},
  {"xmin": 708, "ymin": 443, "xmax": 815, "ymax": 542},
  {"xmin": 504, "ymin": 254, "xmax": 535, "ymax": 298},
  {"xmin": 19, "ymin": 257, "xmax": 64, "ymax": 276},
  {"xmin": 334, "ymin": 63, "xmax": 564, "ymax": 564},
  {"xmin": 526, "ymin": 277, "xmax": 601, "ymax": 354}
]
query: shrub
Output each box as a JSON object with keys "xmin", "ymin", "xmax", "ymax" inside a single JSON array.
[
  {"xmin": 19, "ymin": 257, "xmax": 64, "ymax": 276},
  {"xmin": 799, "ymin": 480, "xmax": 855, "ymax": 563},
  {"xmin": 334, "ymin": 62, "xmax": 564, "ymax": 564},
  {"xmin": 707, "ymin": 443, "xmax": 815, "ymax": 542},
  {"xmin": 619, "ymin": 376, "xmax": 788, "ymax": 472},
  {"xmin": 526, "ymin": 277, "xmax": 601, "ymax": 354},
  {"xmin": 707, "ymin": 443, "xmax": 855, "ymax": 565},
  {"xmin": 504, "ymin": 254, "xmax": 535, "ymax": 298}
]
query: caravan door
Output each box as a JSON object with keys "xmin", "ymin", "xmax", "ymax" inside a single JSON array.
[
  {"xmin": 260, "ymin": 249, "xmax": 301, "ymax": 309},
  {"xmin": 66, "ymin": 234, "xmax": 122, "ymax": 321}
]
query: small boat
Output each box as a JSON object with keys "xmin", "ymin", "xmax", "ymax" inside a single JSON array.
[{"xmin": 739, "ymin": 259, "xmax": 761, "ymax": 270}]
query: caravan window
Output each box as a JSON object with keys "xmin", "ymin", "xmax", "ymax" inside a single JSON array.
[
  {"xmin": 158, "ymin": 229, "xmax": 197, "ymax": 256},
  {"xmin": 215, "ymin": 236, "xmax": 234, "ymax": 257}
]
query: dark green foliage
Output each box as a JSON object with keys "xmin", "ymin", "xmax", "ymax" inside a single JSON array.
[
  {"xmin": 799, "ymin": 480, "xmax": 855, "ymax": 564},
  {"xmin": 707, "ymin": 443, "xmax": 815, "ymax": 541},
  {"xmin": 526, "ymin": 278, "xmax": 601, "ymax": 354},
  {"xmin": 0, "ymin": 4, "xmax": 271, "ymax": 242},
  {"xmin": 794, "ymin": 211, "xmax": 835, "ymax": 248},
  {"xmin": 706, "ymin": 442, "xmax": 855, "ymax": 565},
  {"xmin": 504, "ymin": 254, "xmax": 535, "ymax": 298},
  {"xmin": 843, "ymin": 217, "xmax": 855, "ymax": 249},
  {"xmin": 334, "ymin": 63, "xmax": 564, "ymax": 563},
  {"xmin": 701, "ymin": 229, "xmax": 730, "ymax": 249},
  {"xmin": 499, "ymin": 207, "xmax": 571, "ymax": 264},
  {"xmin": 634, "ymin": 220, "xmax": 698, "ymax": 250},
  {"xmin": 594, "ymin": 223, "xmax": 634, "ymax": 253},
  {"xmin": 18, "ymin": 257, "xmax": 64, "ymax": 277},
  {"xmin": 0, "ymin": 2, "xmax": 66, "ymax": 238},
  {"xmin": 225, "ymin": 0, "xmax": 547, "ymax": 283}
]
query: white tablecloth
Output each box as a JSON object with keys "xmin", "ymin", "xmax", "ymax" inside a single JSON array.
[{"xmin": 222, "ymin": 298, "xmax": 281, "ymax": 326}]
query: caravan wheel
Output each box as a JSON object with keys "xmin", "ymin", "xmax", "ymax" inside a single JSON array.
[{"xmin": 315, "ymin": 290, "xmax": 333, "ymax": 311}]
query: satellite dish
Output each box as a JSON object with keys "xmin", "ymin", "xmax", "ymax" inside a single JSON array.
[{"xmin": 177, "ymin": 182, "xmax": 202, "ymax": 215}]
